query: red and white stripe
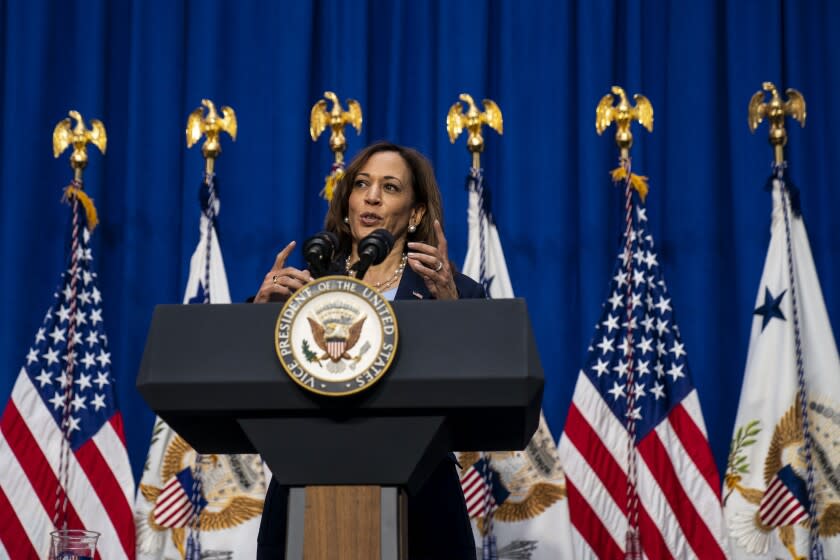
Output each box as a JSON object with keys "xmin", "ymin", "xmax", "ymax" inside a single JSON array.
[
  {"xmin": 759, "ymin": 476, "xmax": 808, "ymax": 528},
  {"xmin": 558, "ymin": 374, "xmax": 728, "ymax": 559},
  {"xmin": 153, "ymin": 474, "xmax": 196, "ymax": 528},
  {"xmin": 461, "ymin": 464, "xmax": 498, "ymax": 518},
  {"xmin": 0, "ymin": 369, "xmax": 135, "ymax": 559},
  {"xmin": 327, "ymin": 340, "xmax": 345, "ymax": 360}
]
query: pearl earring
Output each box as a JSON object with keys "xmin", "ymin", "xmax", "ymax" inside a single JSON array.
[
  {"xmin": 408, "ymin": 223, "xmax": 417, "ymax": 233},
  {"xmin": 343, "ymin": 216, "xmax": 349, "ymax": 224}
]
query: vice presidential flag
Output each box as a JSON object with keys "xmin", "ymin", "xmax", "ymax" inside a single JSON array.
[
  {"xmin": 723, "ymin": 170, "xmax": 840, "ymax": 559},
  {"xmin": 134, "ymin": 181, "xmax": 268, "ymax": 559},
  {"xmin": 459, "ymin": 168, "xmax": 573, "ymax": 559},
  {"xmin": 0, "ymin": 222, "xmax": 135, "ymax": 558},
  {"xmin": 558, "ymin": 195, "xmax": 728, "ymax": 558}
]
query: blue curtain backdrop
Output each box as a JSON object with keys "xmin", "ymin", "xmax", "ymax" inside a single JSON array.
[{"xmin": 1, "ymin": 0, "xmax": 839, "ymax": 483}]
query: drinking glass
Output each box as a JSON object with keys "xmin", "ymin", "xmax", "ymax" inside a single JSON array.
[{"xmin": 48, "ymin": 529, "xmax": 99, "ymax": 560}]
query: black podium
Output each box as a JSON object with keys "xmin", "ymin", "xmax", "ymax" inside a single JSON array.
[{"xmin": 137, "ymin": 299, "xmax": 543, "ymax": 559}]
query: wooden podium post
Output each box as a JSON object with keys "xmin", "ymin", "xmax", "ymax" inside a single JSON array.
[
  {"xmin": 288, "ymin": 486, "xmax": 407, "ymax": 559},
  {"xmin": 305, "ymin": 486, "xmax": 379, "ymax": 558}
]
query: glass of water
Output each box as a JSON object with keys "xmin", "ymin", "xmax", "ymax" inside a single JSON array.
[{"xmin": 48, "ymin": 529, "xmax": 99, "ymax": 560}]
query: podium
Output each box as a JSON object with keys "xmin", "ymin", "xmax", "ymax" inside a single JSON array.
[{"xmin": 137, "ymin": 299, "xmax": 543, "ymax": 559}]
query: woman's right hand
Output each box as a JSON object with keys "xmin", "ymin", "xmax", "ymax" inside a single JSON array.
[{"xmin": 253, "ymin": 241, "xmax": 313, "ymax": 303}]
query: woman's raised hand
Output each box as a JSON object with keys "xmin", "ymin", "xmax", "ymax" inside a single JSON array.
[
  {"xmin": 253, "ymin": 241, "xmax": 313, "ymax": 303},
  {"xmin": 406, "ymin": 220, "xmax": 458, "ymax": 300}
]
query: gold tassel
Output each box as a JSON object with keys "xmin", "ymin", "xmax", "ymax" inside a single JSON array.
[
  {"xmin": 611, "ymin": 167, "xmax": 649, "ymax": 202},
  {"xmin": 321, "ymin": 168, "xmax": 344, "ymax": 201},
  {"xmin": 63, "ymin": 185, "xmax": 99, "ymax": 231}
]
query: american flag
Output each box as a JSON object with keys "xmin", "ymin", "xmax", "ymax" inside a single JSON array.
[
  {"xmin": 558, "ymin": 204, "xmax": 728, "ymax": 558},
  {"xmin": 0, "ymin": 227, "xmax": 135, "ymax": 559}
]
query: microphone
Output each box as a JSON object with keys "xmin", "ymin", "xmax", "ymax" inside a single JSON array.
[
  {"xmin": 352, "ymin": 229, "xmax": 394, "ymax": 281},
  {"xmin": 302, "ymin": 231, "xmax": 339, "ymax": 278}
]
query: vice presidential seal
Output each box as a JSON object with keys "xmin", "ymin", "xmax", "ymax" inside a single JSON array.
[{"xmin": 275, "ymin": 275, "xmax": 398, "ymax": 396}]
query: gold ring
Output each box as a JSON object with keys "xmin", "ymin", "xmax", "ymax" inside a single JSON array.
[{"xmin": 272, "ymin": 274, "xmax": 280, "ymax": 285}]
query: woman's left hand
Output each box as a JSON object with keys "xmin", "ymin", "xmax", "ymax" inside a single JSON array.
[{"xmin": 407, "ymin": 219, "xmax": 458, "ymax": 300}]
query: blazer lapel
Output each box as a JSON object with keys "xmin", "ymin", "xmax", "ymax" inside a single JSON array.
[{"xmin": 395, "ymin": 265, "xmax": 431, "ymax": 301}]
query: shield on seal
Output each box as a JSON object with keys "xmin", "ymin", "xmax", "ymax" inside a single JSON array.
[
  {"xmin": 326, "ymin": 338, "xmax": 346, "ymax": 360},
  {"xmin": 152, "ymin": 467, "xmax": 207, "ymax": 528}
]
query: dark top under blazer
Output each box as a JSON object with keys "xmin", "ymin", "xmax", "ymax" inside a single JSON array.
[{"xmin": 256, "ymin": 264, "xmax": 484, "ymax": 560}]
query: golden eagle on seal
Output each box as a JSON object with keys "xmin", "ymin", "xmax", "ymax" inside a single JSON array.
[{"xmin": 307, "ymin": 315, "xmax": 366, "ymax": 362}]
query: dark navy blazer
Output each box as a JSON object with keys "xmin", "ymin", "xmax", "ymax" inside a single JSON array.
[{"xmin": 256, "ymin": 265, "xmax": 484, "ymax": 560}]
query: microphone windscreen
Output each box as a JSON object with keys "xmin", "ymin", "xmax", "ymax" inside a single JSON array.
[
  {"xmin": 360, "ymin": 229, "xmax": 394, "ymax": 265},
  {"xmin": 303, "ymin": 231, "xmax": 340, "ymax": 277}
]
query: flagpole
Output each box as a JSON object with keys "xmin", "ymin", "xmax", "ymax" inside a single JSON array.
[
  {"xmin": 310, "ymin": 91, "xmax": 363, "ymax": 201},
  {"xmin": 184, "ymin": 99, "xmax": 238, "ymax": 559},
  {"xmin": 187, "ymin": 99, "xmax": 236, "ymax": 305},
  {"xmin": 595, "ymin": 86, "xmax": 654, "ymax": 560},
  {"xmin": 447, "ymin": 93, "xmax": 505, "ymax": 559},
  {"xmin": 51, "ymin": 110, "xmax": 107, "ymax": 529},
  {"xmin": 447, "ymin": 93, "xmax": 503, "ymax": 293}
]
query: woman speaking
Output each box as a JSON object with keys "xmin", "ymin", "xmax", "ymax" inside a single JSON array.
[{"xmin": 255, "ymin": 142, "xmax": 483, "ymax": 559}]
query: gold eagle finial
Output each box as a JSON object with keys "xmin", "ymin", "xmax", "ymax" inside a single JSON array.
[
  {"xmin": 53, "ymin": 110, "xmax": 107, "ymax": 182},
  {"xmin": 186, "ymin": 99, "xmax": 237, "ymax": 176},
  {"xmin": 748, "ymin": 82, "xmax": 806, "ymax": 164},
  {"xmin": 310, "ymin": 91, "xmax": 363, "ymax": 164},
  {"xmin": 595, "ymin": 86, "xmax": 653, "ymax": 159},
  {"xmin": 446, "ymin": 93, "xmax": 503, "ymax": 168}
]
